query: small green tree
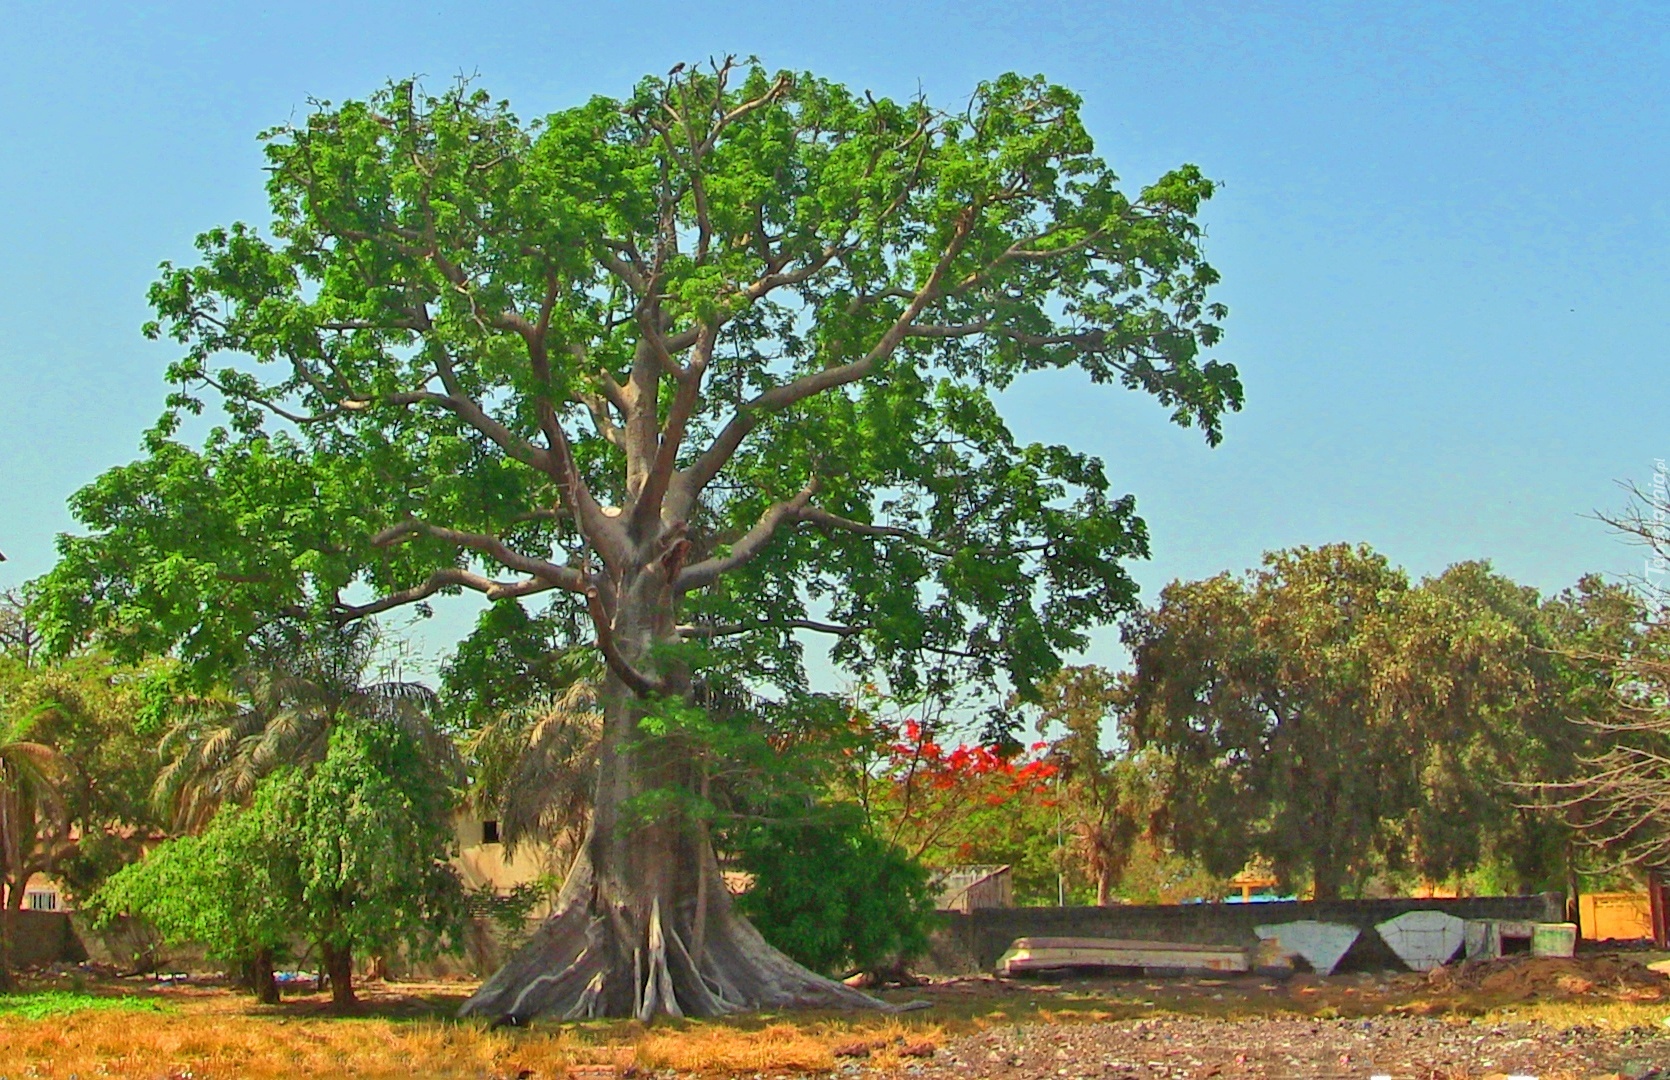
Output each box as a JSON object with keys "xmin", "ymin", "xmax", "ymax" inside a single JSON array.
[
  {"xmin": 92, "ymin": 784, "xmax": 295, "ymax": 1002},
  {"xmin": 94, "ymin": 720, "xmax": 464, "ymax": 1008},
  {"xmin": 291, "ymin": 721, "xmax": 466, "ymax": 1006},
  {"xmin": 731, "ymin": 806, "xmax": 933, "ymax": 978}
]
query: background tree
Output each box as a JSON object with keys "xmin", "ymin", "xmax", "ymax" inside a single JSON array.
[
  {"xmin": 0, "ymin": 596, "xmax": 162, "ymax": 988},
  {"xmin": 1124, "ymin": 543, "xmax": 1624, "ymax": 900},
  {"xmin": 1376, "ymin": 564, "xmax": 1634, "ymax": 897},
  {"xmin": 37, "ymin": 62, "xmax": 1238, "ymax": 1020},
  {"xmin": 4, "ymin": 656, "xmax": 165, "ymax": 901},
  {"xmin": 1122, "ymin": 544, "xmax": 1422, "ymax": 898},
  {"xmin": 0, "ymin": 707, "xmax": 67, "ymax": 992},
  {"xmin": 1029, "ymin": 665, "xmax": 1172, "ymax": 905},
  {"xmin": 0, "ymin": 592, "xmax": 44, "ymax": 668},
  {"xmin": 154, "ymin": 621, "xmax": 457, "ymax": 832},
  {"xmin": 1540, "ymin": 483, "xmax": 1670, "ymax": 878}
]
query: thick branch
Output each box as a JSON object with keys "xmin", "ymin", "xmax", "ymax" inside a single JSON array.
[
  {"xmin": 796, "ymin": 507, "xmax": 965, "ymax": 557},
  {"xmin": 631, "ymin": 325, "xmax": 716, "ymax": 538},
  {"xmin": 675, "ymin": 482, "xmax": 818, "ymax": 592},
  {"xmin": 416, "ymin": 325, "xmax": 552, "ymax": 472},
  {"xmin": 333, "ymin": 568, "xmax": 556, "ymax": 621},
  {"xmin": 371, "ymin": 520, "xmax": 589, "ymax": 594},
  {"xmin": 585, "ymin": 587, "xmax": 666, "ymax": 698},
  {"xmin": 677, "ymin": 619, "xmax": 863, "ymax": 639}
]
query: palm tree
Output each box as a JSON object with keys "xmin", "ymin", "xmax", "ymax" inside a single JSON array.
[
  {"xmin": 464, "ymin": 662, "xmax": 602, "ymax": 862},
  {"xmin": 155, "ymin": 621, "xmax": 461, "ymax": 832},
  {"xmin": 0, "ymin": 706, "xmax": 68, "ymax": 992}
]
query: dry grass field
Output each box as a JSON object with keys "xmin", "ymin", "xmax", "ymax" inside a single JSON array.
[
  {"xmin": 3, "ymin": 953, "xmax": 1670, "ymax": 1078},
  {"xmin": 0, "ymin": 977, "xmax": 949, "ymax": 1080}
]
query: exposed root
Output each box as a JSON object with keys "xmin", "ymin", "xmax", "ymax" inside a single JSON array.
[{"xmin": 460, "ymin": 849, "xmax": 906, "ymax": 1023}]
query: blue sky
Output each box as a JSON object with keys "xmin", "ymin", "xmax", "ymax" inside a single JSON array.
[{"xmin": 2, "ymin": 1, "xmax": 1666, "ymax": 675}]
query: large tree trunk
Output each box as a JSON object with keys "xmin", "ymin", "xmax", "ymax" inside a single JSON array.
[
  {"xmin": 461, "ymin": 573, "xmax": 894, "ymax": 1024},
  {"xmin": 321, "ymin": 942, "xmax": 356, "ymax": 1009}
]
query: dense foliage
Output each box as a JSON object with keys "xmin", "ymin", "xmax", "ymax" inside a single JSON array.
[
  {"xmin": 91, "ymin": 781, "xmax": 294, "ymax": 999},
  {"xmin": 33, "ymin": 62, "xmax": 1240, "ymax": 714},
  {"xmin": 731, "ymin": 806, "xmax": 933, "ymax": 977},
  {"xmin": 1119, "ymin": 544, "xmax": 1635, "ymax": 899}
]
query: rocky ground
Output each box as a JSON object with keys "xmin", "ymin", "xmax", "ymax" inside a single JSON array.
[
  {"xmin": 879, "ymin": 1014, "xmax": 1670, "ymax": 1079},
  {"xmin": 831, "ymin": 952, "xmax": 1670, "ymax": 1079}
]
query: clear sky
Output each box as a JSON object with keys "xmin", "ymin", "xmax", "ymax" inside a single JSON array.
[{"xmin": 2, "ymin": 1, "xmax": 1666, "ymax": 675}]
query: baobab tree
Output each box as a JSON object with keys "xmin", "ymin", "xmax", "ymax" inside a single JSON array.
[{"xmin": 39, "ymin": 61, "xmax": 1240, "ymax": 1020}]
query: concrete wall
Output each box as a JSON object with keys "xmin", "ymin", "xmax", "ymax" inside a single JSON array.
[
  {"xmin": 929, "ymin": 894, "xmax": 1566, "ymax": 974},
  {"xmin": 16, "ymin": 894, "xmax": 1565, "ymax": 979}
]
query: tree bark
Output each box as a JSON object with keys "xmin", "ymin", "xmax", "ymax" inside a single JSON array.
[
  {"xmin": 321, "ymin": 942, "xmax": 356, "ymax": 1009},
  {"xmin": 461, "ymin": 571, "xmax": 897, "ymax": 1023},
  {"xmin": 1095, "ymin": 869, "xmax": 1113, "ymax": 907},
  {"xmin": 250, "ymin": 946, "xmax": 280, "ymax": 1004},
  {"xmin": 0, "ymin": 881, "xmax": 18, "ymax": 993}
]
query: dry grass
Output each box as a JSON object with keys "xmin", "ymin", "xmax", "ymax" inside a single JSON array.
[
  {"xmin": 0, "ymin": 979, "xmax": 948, "ymax": 1079},
  {"xmin": 632, "ymin": 1016, "xmax": 942, "ymax": 1074},
  {"xmin": 0, "ymin": 1009, "xmax": 584, "ymax": 1079},
  {"xmin": 3, "ymin": 960, "xmax": 1667, "ymax": 1078},
  {"xmin": 1482, "ymin": 997, "xmax": 1670, "ymax": 1030}
]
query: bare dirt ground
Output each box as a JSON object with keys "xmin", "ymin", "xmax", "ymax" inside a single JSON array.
[{"xmin": 5, "ymin": 951, "xmax": 1670, "ymax": 1078}]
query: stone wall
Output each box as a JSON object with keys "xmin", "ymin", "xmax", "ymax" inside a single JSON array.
[{"xmin": 929, "ymin": 894, "xmax": 1566, "ymax": 974}]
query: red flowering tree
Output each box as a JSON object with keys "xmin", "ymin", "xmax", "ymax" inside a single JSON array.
[{"xmin": 835, "ymin": 704, "xmax": 1061, "ymax": 901}]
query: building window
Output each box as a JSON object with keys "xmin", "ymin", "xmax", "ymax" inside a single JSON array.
[
  {"xmin": 482, "ymin": 820, "xmax": 501, "ymax": 844},
  {"xmin": 26, "ymin": 891, "xmax": 58, "ymax": 912}
]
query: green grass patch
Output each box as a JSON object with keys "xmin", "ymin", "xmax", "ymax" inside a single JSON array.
[{"xmin": 0, "ymin": 990, "xmax": 170, "ymax": 1020}]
